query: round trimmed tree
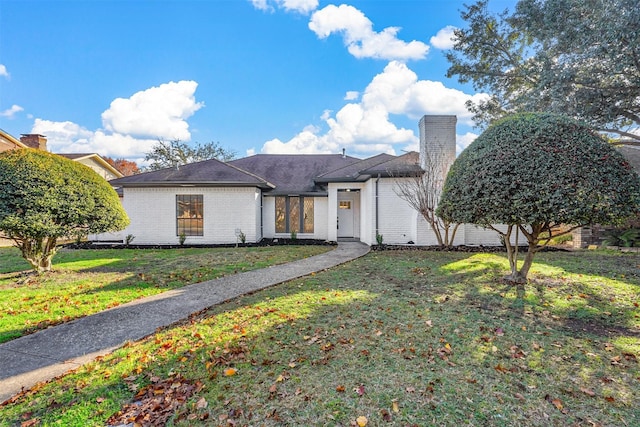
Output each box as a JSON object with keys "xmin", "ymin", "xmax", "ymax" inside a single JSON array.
[
  {"xmin": 0, "ymin": 149, "xmax": 129, "ymax": 272},
  {"xmin": 437, "ymin": 113, "xmax": 640, "ymax": 283}
]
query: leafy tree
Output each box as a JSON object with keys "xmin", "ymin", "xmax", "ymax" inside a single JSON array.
[
  {"xmin": 104, "ymin": 156, "xmax": 140, "ymax": 176},
  {"xmin": 144, "ymin": 140, "xmax": 236, "ymax": 171},
  {"xmin": 393, "ymin": 150, "xmax": 460, "ymax": 247},
  {"xmin": 0, "ymin": 150, "xmax": 129, "ymax": 273},
  {"xmin": 437, "ymin": 113, "xmax": 640, "ymax": 283},
  {"xmin": 446, "ymin": 0, "xmax": 640, "ymax": 142}
]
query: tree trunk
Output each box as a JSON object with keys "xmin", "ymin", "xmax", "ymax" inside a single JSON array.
[
  {"xmin": 503, "ymin": 224, "xmax": 542, "ymax": 284},
  {"xmin": 516, "ymin": 241, "xmax": 537, "ymax": 280},
  {"xmin": 19, "ymin": 236, "xmax": 57, "ymax": 273}
]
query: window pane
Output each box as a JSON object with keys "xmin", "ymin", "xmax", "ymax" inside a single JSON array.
[
  {"xmin": 176, "ymin": 195, "xmax": 203, "ymax": 236},
  {"xmin": 289, "ymin": 197, "xmax": 300, "ymax": 233},
  {"xmin": 275, "ymin": 196, "xmax": 286, "ymax": 233},
  {"xmin": 303, "ymin": 197, "xmax": 314, "ymax": 233}
]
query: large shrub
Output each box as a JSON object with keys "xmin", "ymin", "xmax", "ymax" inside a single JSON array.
[
  {"xmin": 0, "ymin": 149, "xmax": 129, "ymax": 272},
  {"xmin": 438, "ymin": 113, "xmax": 640, "ymax": 283}
]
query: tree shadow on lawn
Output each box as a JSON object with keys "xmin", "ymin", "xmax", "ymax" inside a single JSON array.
[
  {"xmin": 4, "ymin": 257, "xmax": 639, "ymax": 426},
  {"xmin": 434, "ymin": 251, "xmax": 640, "ymax": 340}
]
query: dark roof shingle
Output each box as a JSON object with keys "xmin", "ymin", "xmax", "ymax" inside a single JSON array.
[
  {"xmin": 109, "ymin": 157, "xmax": 273, "ymax": 188},
  {"xmin": 229, "ymin": 154, "xmax": 360, "ymax": 195}
]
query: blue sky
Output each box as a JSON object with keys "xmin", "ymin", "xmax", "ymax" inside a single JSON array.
[{"xmin": 0, "ymin": 0, "xmax": 515, "ymax": 164}]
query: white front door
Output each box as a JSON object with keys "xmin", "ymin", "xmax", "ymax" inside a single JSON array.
[{"xmin": 337, "ymin": 192, "xmax": 355, "ymax": 238}]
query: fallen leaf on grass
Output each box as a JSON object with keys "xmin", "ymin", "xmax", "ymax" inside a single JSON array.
[
  {"xmin": 190, "ymin": 396, "xmax": 206, "ymax": 411},
  {"xmin": 106, "ymin": 374, "xmax": 200, "ymax": 427},
  {"xmin": 580, "ymin": 388, "xmax": 596, "ymax": 397},
  {"xmin": 336, "ymin": 385, "xmax": 346, "ymax": 392},
  {"xmin": 392, "ymin": 401, "xmax": 399, "ymax": 413},
  {"xmin": 356, "ymin": 415, "xmax": 368, "ymax": 426},
  {"xmin": 224, "ymin": 368, "xmax": 237, "ymax": 377},
  {"xmin": 380, "ymin": 408, "xmax": 392, "ymax": 421},
  {"xmin": 545, "ymin": 394, "xmax": 568, "ymax": 414}
]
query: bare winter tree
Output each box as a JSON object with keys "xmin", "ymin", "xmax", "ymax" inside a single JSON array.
[{"xmin": 392, "ymin": 150, "xmax": 460, "ymax": 248}]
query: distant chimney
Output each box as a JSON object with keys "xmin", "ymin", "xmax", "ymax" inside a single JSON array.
[
  {"xmin": 418, "ymin": 115, "xmax": 456, "ymax": 173},
  {"xmin": 342, "ymin": 148, "xmax": 346, "ymax": 158},
  {"xmin": 20, "ymin": 134, "xmax": 48, "ymax": 151}
]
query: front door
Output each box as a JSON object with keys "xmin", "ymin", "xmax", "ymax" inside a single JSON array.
[{"xmin": 337, "ymin": 192, "xmax": 356, "ymax": 238}]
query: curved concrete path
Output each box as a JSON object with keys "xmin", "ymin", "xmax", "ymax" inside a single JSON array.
[{"xmin": 0, "ymin": 242, "xmax": 369, "ymax": 403}]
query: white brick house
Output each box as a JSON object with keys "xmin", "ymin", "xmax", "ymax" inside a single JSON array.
[{"xmin": 105, "ymin": 115, "xmax": 502, "ymax": 246}]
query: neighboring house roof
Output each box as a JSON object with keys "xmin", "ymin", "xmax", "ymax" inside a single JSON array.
[
  {"xmin": 59, "ymin": 153, "xmax": 124, "ymax": 179},
  {"xmin": 229, "ymin": 154, "xmax": 360, "ymax": 195},
  {"xmin": 0, "ymin": 129, "xmax": 28, "ymax": 152},
  {"xmin": 109, "ymin": 157, "xmax": 275, "ymax": 189},
  {"xmin": 317, "ymin": 152, "xmax": 421, "ymax": 182}
]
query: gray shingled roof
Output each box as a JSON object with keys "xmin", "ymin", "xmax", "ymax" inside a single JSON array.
[
  {"xmin": 316, "ymin": 152, "xmax": 421, "ymax": 182},
  {"xmin": 108, "ymin": 152, "xmax": 421, "ymax": 195},
  {"xmin": 316, "ymin": 153, "xmax": 395, "ymax": 181},
  {"xmin": 362, "ymin": 151, "xmax": 422, "ymax": 176},
  {"xmin": 229, "ymin": 154, "xmax": 360, "ymax": 195},
  {"xmin": 109, "ymin": 157, "xmax": 273, "ymax": 188}
]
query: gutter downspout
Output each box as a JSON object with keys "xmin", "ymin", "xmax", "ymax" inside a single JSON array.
[{"xmin": 375, "ymin": 174, "xmax": 380, "ymax": 240}]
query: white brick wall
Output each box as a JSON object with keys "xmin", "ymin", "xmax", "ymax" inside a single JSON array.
[
  {"xmin": 262, "ymin": 196, "xmax": 328, "ymax": 240},
  {"xmin": 314, "ymin": 197, "xmax": 329, "ymax": 240},
  {"xmin": 119, "ymin": 187, "xmax": 260, "ymax": 245},
  {"xmin": 376, "ymin": 178, "xmax": 418, "ymax": 245}
]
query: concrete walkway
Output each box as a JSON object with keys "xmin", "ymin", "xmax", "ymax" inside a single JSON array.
[{"xmin": 0, "ymin": 242, "xmax": 369, "ymax": 403}]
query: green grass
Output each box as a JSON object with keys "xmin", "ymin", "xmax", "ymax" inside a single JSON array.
[
  {"xmin": 1, "ymin": 249, "xmax": 639, "ymax": 426},
  {"xmin": 0, "ymin": 245, "xmax": 331, "ymax": 343}
]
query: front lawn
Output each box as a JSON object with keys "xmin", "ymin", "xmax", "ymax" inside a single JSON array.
[
  {"xmin": 1, "ymin": 249, "xmax": 639, "ymax": 426},
  {"xmin": 0, "ymin": 245, "xmax": 331, "ymax": 343}
]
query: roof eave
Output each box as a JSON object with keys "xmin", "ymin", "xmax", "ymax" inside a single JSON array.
[{"xmin": 113, "ymin": 181, "xmax": 275, "ymax": 189}]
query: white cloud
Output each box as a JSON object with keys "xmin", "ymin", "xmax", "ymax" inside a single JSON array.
[
  {"xmin": 0, "ymin": 64, "xmax": 9, "ymax": 79},
  {"xmin": 309, "ymin": 4, "xmax": 429, "ymax": 61},
  {"xmin": 344, "ymin": 91, "xmax": 359, "ymax": 101},
  {"xmin": 278, "ymin": 0, "xmax": 318, "ymax": 14},
  {"xmin": 32, "ymin": 118, "xmax": 157, "ymax": 163},
  {"xmin": 101, "ymin": 80, "xmax": 203, "ymax": 140},
  {"xmin": 0, "ymin": 104, "xmax": 24, "ymax": 119},
  {"xmin": 320, "ymin": 109, "xmax": 332, "ymax": 120},
  {"xmin": 249, "ymin": 0, "xmax": 270, "ymax": 11},
  {"xmin": 32, "ymin": 119, "xmax": 94, "ymax": 145},
  {"xmin": 361, "ymin": 61, "xmax": 487, "ymax": 123},
  {"xmin": 456, "ymin": 132, "xmax": 478, "ymax": 154},
  {"xmin": 30, "ymin": 80, "xmax": 204, "ymax": 164},
  {"xmin": 250, "ymin": 0, "xmax": 318, "ymax": 14},
  {"xmin": 260, "ymin": 61, "xmax": 487, "ymax": 156},
  {"xmin": 430, "ymin": 26, "xmax": 457, "ymax": 50}
]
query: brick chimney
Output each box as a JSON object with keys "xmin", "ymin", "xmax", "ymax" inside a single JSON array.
[{"xmin": 20, "ymin": 134, "xmax": 48, "ymax": 151}]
